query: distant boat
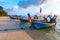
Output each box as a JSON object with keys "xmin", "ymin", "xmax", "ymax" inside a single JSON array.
[
  {"xmin": 9, "ymin": 15, "xmax": 29, "ymax": 23},
  {"xmin": 27, "ymin": 13, "xmax": 56, "ymax": 29},
  {"xmin": 9, "ymin": 15, "xmax": 19, "ymax": 20}
]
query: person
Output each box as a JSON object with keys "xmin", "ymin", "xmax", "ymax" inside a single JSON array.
[
  {"xmin": 51, "ymin": 15, "xmax": 57, "ymax": 24},
  {"xmin": 41, "ymin": 15, "xmax": 51, "ymax": 23},
  {"xmin": 43, "ymin": 15, "xmax": 47, "ymax": 22},
  {"xmin": 43, "ymin": 15, "xmax": 51, "ymax": 23},
  {"xmin": 39, "ymin": 15, "xmax": 46, "ymax": 23},
  {"xmin": 33, "ymin": 15, "xmax": 38, "ymax": 21}
]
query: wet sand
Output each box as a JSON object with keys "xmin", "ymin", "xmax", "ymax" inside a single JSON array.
[
  {"xmin": 26, "ymin": 28, "xmax": 57, "ymax": 40},
  {"xmin": 0, "ymin": 17, "xmax": 59, "ymax": 40},
  {"xmin": 0, "ymin": 31, "xmax": 32, "ymax": 40}
]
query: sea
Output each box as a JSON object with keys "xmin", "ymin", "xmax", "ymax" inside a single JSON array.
[{"xmin": 12, "ymin": 16, "xmax": 60, "ymax": 40}]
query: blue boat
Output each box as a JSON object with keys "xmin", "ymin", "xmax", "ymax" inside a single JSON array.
[
  {"xmin": 27, "ymin": 13, "xmax": 56, "ymax": 29},
  {"xmin": 32, "ymin": 22, "xmax": 55, "ymax": 29}
]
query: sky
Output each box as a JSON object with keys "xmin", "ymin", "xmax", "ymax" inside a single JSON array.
[
  {"xmin": 0, "ymin": 0, "xmax": 44, "ymax": 8},
  {"xmin": 0, "ymin": 0, "xmax": 60, "ymax": 16},
  {"xmin": 51, "ymin": 0, "xmax": 60, "ymax": 15},
  {"xmin": 0, "ymin": 0, "xmax": 19, "ymax": 8}
]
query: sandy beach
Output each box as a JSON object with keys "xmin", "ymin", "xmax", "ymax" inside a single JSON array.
[{"xmin": 0, "ymin": 17, "xmax": 59, "ymax": 40}]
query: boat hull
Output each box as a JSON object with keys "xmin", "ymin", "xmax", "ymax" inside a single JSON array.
[
  {"xmin": 32, "ymin": 22, "xmax": 56, "ymax": 29},
  {"xmin": 20, "ymin": 19, "xmax": 29, "ymax": 23}
]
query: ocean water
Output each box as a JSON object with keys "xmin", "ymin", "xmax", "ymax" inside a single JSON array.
[
  {"xmin": 13, "ymin": 16, "xmax": 60, "ymax": 40},
  {"xmin": 53, "ymin": 16, "xmax": 60, "ymax": 39}
]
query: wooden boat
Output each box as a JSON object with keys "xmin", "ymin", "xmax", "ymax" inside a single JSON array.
[
  {"xmin": 20, "ymin": 19, "xmax": 29, "ymax": 23},
  {"xmin": 27, "ymin": 13, "xmax": 56, "ymax": 29},
  {"xmin": 32, "ymin": 22, "xmax": 56, "ymax": 29},
  {"xmin": 9, "ymin": 15, "xmax": 29, "ymax": 23},
  {"xmin": 9, "ymin": 16, "xmax": 18, "ymax": 20}
]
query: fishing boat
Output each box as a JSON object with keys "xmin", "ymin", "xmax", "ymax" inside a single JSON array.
[
  {"xmin": 20, "ymin": 19, "xmax": 29, "ymax": 23},
  {"xmin": 9, "ymin": 15, "xmax": 29, "ymax": 23},
  {"xmin": 27, "ymin": 13, "xmax": 56, "ymax": 29},
  {"xmin": 9, "ymin": 15, "xmax": 18, "ymax": 20},
  {"xmin": 32, "ymin": 22, "xmax": 56, "ymax": 29}
]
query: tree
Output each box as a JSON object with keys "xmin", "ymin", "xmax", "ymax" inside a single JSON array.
[
  {"xmin": 0, "ymin": 6, "xmax": 7, "ymax": 16},
  {"xmin": 0, "ymin": 6, "xmax": 3, "ymax": 10}
]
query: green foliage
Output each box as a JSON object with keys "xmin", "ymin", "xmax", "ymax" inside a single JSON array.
[
  {"xmin": 0, "ymin": 6, "xmax": 3, "ymax": 10},
  {"xmin": 0, "ymin": 6, "xmax": 7, "ymax": 16}
]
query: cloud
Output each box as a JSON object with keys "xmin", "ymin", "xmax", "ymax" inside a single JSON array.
[
  {"xmin": 5, "ymin": 6, "xmax": 40, "ymax": 16},
  {"xmin": 6, "ymin": 6, "xmax": 19, "ymax": 12},
  {"xmin": 18, "ymin": 0, "xmax": 45, "ymax": 8},
  {"xmin": 52, "ymin": 0, "xmax": 60, "ymax": 3},
  {"xmin": 5, "ymin": 7, "xmax": 27, "ymax": 15},
  {"xmin": 6, "ymin": 8, "xmax": 13, "ymax": 12},
  {"xmin": 13, "ymin": 6, "xmax": 19, "ymax": 11},
  {"xmin": 51, "ymin": 0, "xmax": 60, "ymax": 15}
]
